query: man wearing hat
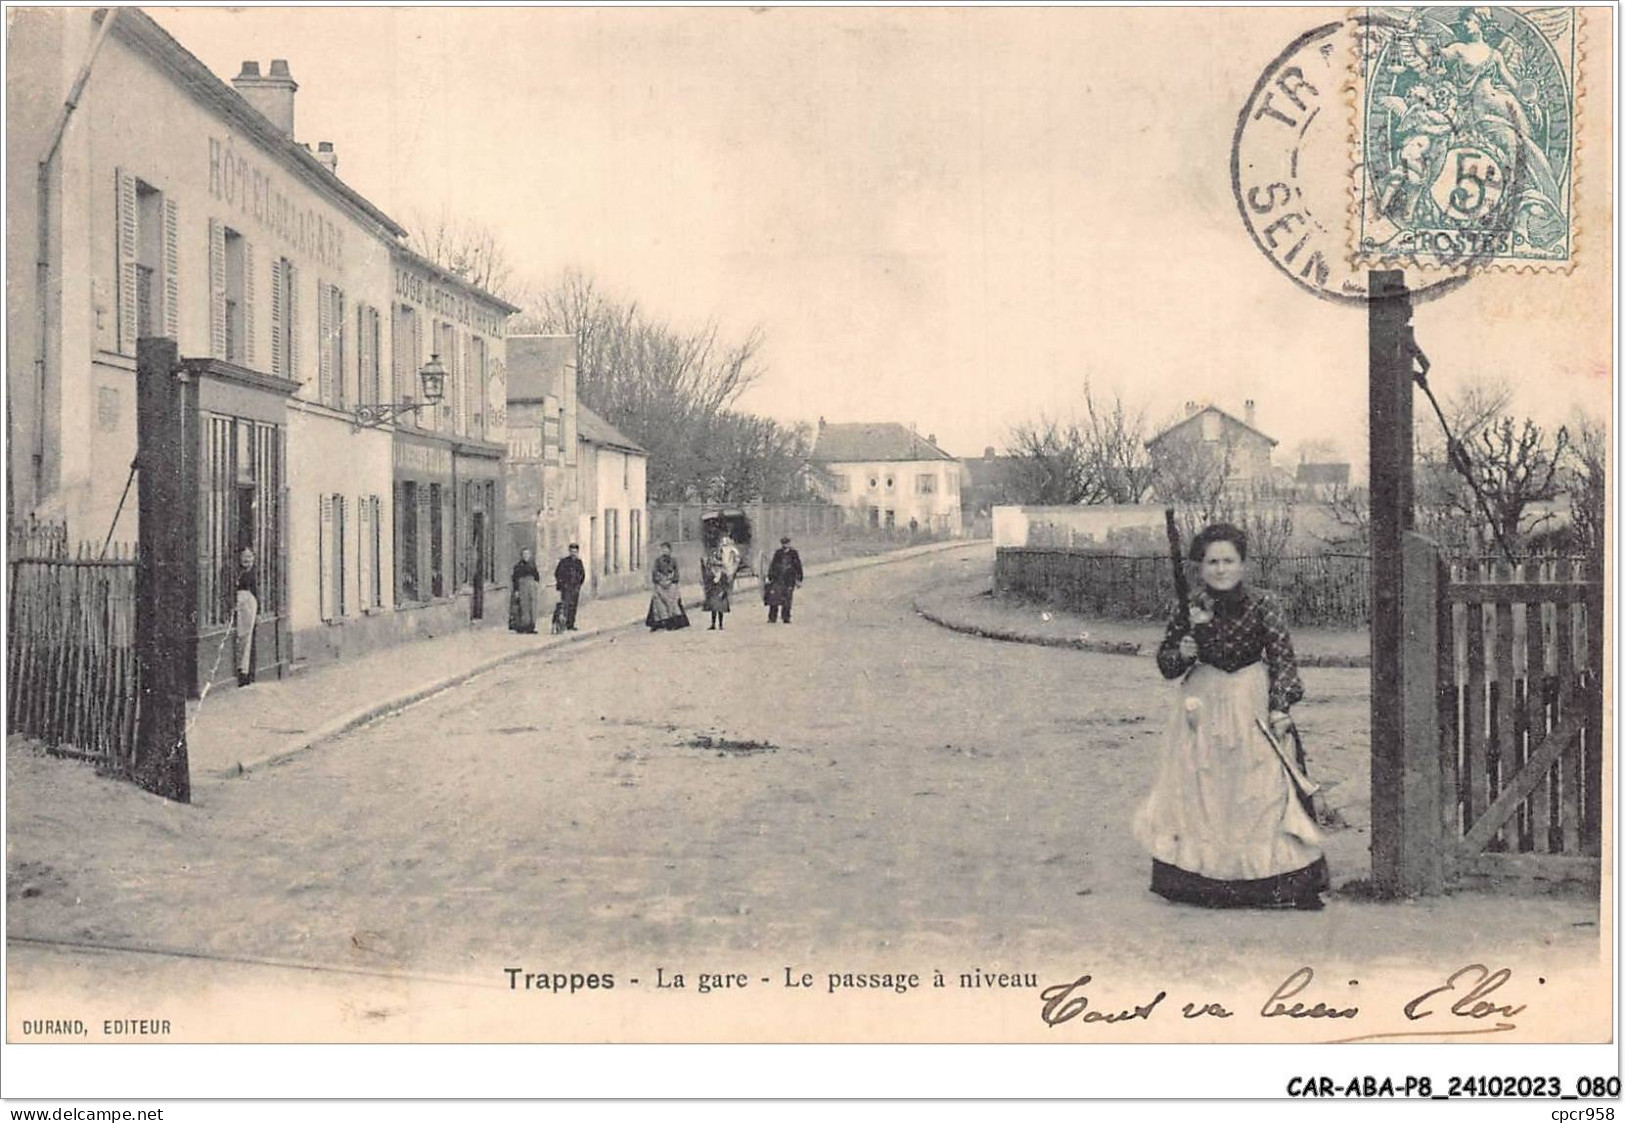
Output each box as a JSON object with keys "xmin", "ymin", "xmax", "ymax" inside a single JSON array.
[
  {"xmin": 765, "ymin": 536, "xmax": 804, "ymax": 624},
  {"xmin": 554, "ymin": 543, "xmax": 587, "ymax": 631}
]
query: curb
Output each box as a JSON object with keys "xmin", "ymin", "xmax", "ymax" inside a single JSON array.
[
  {"xmin": 221, "ymin": 538, "xmax": 982, "ymax": 778},
  {"xmin": 913, "ymin": 599, "xmax": 1143, "ymax": 657},
  {"xmin": 913, "ymin": 590, "xmax": 1372, "ymax": 668}
]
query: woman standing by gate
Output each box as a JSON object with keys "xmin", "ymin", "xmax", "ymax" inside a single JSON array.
[{"xmin": 1131, "ymin": 523, "xmax": 1327, "ymax": 910}]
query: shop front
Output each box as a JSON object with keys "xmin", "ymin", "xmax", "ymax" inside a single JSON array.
[{"xmin": 185, "ymin": 359, "xmax": 295, "ymax": 692}]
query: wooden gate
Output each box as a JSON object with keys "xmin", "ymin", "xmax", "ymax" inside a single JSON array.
[{"xmin": 1437, "ymin": 560, "xmax": 1604, "ymax": 888}]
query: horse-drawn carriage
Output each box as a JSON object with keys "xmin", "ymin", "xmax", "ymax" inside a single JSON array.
[{"xmin": 699, "ymin": 507, "xmax": 755, "ymax": 577}]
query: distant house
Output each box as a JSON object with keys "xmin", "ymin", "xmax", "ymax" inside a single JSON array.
[
  {"xmin": 810, "ymin": 420, "xmax": 962, "ymax": 535},
  {"xmin": 577, "ymin": 405, "xmax": 648, "ymax": 599},
  {"xmin": 1146, "ymin": 400, "xmax": 1278, "ymax": 497},
  {"xmin": 960, "ymin": 447, "xmax": 1024, "ymax": 515}
]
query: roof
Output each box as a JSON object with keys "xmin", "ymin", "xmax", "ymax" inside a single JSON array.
[
  {"xmin": 505, "ymin": 335, "xmax": 575, "ymax": 402},
  {"xmin": 810, "ymin": 422, "xmax": 956, "ymax": 464},
  {"xmin": 108, "ymin": 9, "xmax": 407, "ymax": 240},
  {"xmin": 1296, "ymin": 462, "xmax": 1351, "ymax": 487},
  {"xmin": 577, "ymin": 405, "xmax": 645, "ymax": 455},
  {"xmin": 1146, "ymin": 405, "xmax": 1278, "ymax": 449}
]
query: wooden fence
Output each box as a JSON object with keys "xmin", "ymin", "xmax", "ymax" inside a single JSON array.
[
  {"xmin": 995, "ymin": 548, "xmax": 1595, "ymax": 631},
  {"xmin": 994, "ymin": 548, "xmax": 1374, "ymax": 628},
  {"xmin": 7, "ymin": 543, "xmax": 140, "ymax": 771},
  {"xmin": 1438, "ymin": 559, "xmax": 1603, "ymax": 885}
]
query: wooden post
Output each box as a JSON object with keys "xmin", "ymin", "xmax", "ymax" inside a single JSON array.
[
  {"xmin": 1369, "ymin": 271, "xmax": 1442, "ymax": 894},
  {"xmin": 133, "ymin": 337, "xmax": 194, "ymax": 802}
]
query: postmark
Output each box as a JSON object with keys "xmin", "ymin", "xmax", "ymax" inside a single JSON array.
[
  {"xmin": 1352, "ymin": 6, "xmax": 1579, "ymax": 270},
  {"xmin": 1232, "ymin": 18, "xmax": 1476, "ymax": 305}
]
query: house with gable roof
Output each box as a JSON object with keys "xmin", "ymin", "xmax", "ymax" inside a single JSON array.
[{"xmin": 809, "ymin": 420, "xmax": 962, "ymax": 536}]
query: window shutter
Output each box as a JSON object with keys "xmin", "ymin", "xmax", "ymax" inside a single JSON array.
[
  {"xmin": 162, "ymin": 197, "xmax": 179, "ymax": 339},
  {"xmin": 355, "ymin": 304, "xmax": 369, "ymax": 405},
  {"xmin": 208, "ymin": 219, "xmax": 227, "ymax": 359},
  {"xmin": 243, "ymin": 241, "xmax": 257, "ymax": 367},
  {"xmin": 415, "ymin": 486, "xmax": 431, "ymax": 592},
  {"xmin": 319, "ymin": 494, "xmax": 334, "ymax": 621},
  {"xmin": 334, "ymin": 287, "xmax": 347, "ymax": 408},
  {"xmin": 115, "ymin": 169, "xmax": 138, "ymax": 353},
  {"xmin": 369, "ymin": 307, "xmax": 382, "ymax": 407},
  {"xmin": 317, "ymin": 282, "xmax": 333, "ymax": 405},
  {"xmin": 335, "ymin": 494, "xmax": 348, "ymax": 618},
  {"xmin": 269, "ymin": 259, "xmax": 283, "ymax": 376},
  {"xmin": 358, "ymin": 496, "xmax": 373, "ymax": 610},
  {"xmin": 286, "ymin": 263, "xmax": 298, "ymax": 381},
  {"xmin": 411, "ymin": 313, "xmax": 424, "ymax": 428}
]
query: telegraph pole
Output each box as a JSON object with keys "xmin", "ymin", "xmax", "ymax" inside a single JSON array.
[
  {"xmin": 1367, "ymin": 271, "xmax": 1443, "ymax": 895},
  {"xmin": 133, "ymin": 337, "xmax": 195, "ymax": 802}
]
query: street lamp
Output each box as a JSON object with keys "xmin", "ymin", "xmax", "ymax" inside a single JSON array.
[{"xmin": 354, "ymin": 354, "xmax": 446, "ymax": 428}]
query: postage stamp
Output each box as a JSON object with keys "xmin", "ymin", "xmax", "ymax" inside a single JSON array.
[{"xmin": 1351, "ymin": 6, "xmax": 1580, "ymax": 270}]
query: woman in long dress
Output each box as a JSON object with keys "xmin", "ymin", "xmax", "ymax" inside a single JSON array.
[
  {"xmin": 1131, "ymin": 523, "xmax": 1328, "ymax": 910},
  {"xmin": 646, "ymin": 542, "xmax": 690, "ymax": 630},
  {"xmin": 234, "ymin": 547, "xmax": 258, "ymax": 687},
  {"xmin": 509, "ymin": 548, "xmax": 541, "ymax": 634},
  {"xmin": 703, "ymin": 545, "xmax": 732, "ymax": 631}
]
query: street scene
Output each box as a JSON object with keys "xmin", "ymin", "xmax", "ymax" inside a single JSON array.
[{"xmin": 2, "ymin": 3, "xmax": 1615, "ymax": 1096}]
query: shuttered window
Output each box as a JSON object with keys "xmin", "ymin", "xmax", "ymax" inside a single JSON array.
[
  {"xmin": 359, "ymin": 494, "xmax": 383, "ymax": 611},
  {"xmin": 115, "ymin": 170, "xmax": 138, "ymax": 353},
  {"xmin": 318, "ymin": 283, "xmax": 346, "ymax": 407},
  {"xmin": 271, "ymin": 258, "xmax": 297, "ymax": 380},
  {"xmin": 357, "ymin": 304, "xmax": 381, "ymax": 406},
  {"xmin": 319, "ymin": 494, "xmax": 349, "ymax": 621}
]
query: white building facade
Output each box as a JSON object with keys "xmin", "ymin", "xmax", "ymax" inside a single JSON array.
[{"xmin": 6, "ymin": 8, "xmax": 513, "ymax": 686}]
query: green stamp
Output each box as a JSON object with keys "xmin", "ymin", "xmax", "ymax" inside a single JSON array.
[{"xmin": 1356, "ymin": 6, "xmax": 1577, "ymax": 267}]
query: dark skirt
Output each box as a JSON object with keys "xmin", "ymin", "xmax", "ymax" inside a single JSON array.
[
  {"xmin": 646, "ymin": 582, "xmax": 690, "ymax": 630},
  {"xmin": 509, "ymin": 576, "xmax": 539, "ymax": 633},
  {"xmin": 1150, "ymin": 857, "xmax": 1329, "ymax": 910}
]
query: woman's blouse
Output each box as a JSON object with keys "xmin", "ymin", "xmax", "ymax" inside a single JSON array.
[
  {"xmin": 653, "ymin": 555, "xmax": 679, "ymax": 584},
  {"xmin": 1156, "ymin": 584, "xmax": 1304, "ymax": 714},
  {"xmin": 512, "ymin": 560, "xmax": 541, "ymax": 583}
]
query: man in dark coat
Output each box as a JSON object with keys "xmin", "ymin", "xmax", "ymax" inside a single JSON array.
[
  {"xmin": 765, "ymin": 536, "xmax": 804, "ymax": 624},
  {"xmin": 555, "ymin": 543, "xmax": 586, "ymax": 630}
]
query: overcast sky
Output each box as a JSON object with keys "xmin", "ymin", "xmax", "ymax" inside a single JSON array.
[{"xmin": 156, "ymin": 6, "xmax": 1613, "ymax": 462}]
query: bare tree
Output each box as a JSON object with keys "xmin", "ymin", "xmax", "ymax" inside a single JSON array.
[
  {"xmin": 1317, "ymin": 481, "xmax": 1371, "ymax": 550},
  {"xmin": 1291, "ymin": 437, "xmax": 1343, "ymax": 466},
  {"xmin": 1003, "ymin": 415, "xmax": 1092, "ymax": 505},
  {"xmin": 405, "ymin": 207, "xmax": 517, "ymax": 301},
  {"xmin": 517, "ymin": 268, "xmax": 772, "ymax": 502},
  {"xmin": 1079, "ymin": 381, "xmax": 1155, "ymax": 503},
  {"xmin": 1565, "ymin": 409, "xmax": 1606, "ymax": 562}
]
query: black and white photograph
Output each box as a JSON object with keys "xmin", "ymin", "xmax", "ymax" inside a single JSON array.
[{"xmin": 2, "ymin": 2, "xmax": 1617, "ymax": 1107}]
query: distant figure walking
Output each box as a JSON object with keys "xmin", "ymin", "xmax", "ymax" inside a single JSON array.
[
  {"xmin": 646, "ymin": 542, "xmax": 690, "ymax": 631},
  {"xmin": 703, "ymin": 543, "xmax": 733, "ymax": 631},
  {"xmin": 554, "ymin": 543, "xmax": 586, "ymax": 631},
  {"xmin": 509, "ymin": 547, "xmax": 541, "ymax": 634},
  {"xmin": 765, "ymin": 535, "xmax": 804, "ymax": 624},
  {"xmin": 234, "ymin": 547, "xmax": 258, "ymax": 687}
]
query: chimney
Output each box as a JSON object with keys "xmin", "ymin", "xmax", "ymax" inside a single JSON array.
[
  {"xmin": 818, "ymin": 416, "xmax": 826, "ymax": 431},
  {"xmin": 232, "ymin": 59, "xmax": 298, "ymax": 138},
  {"xmin": 1185, "ymin": 400, "xmax": 1198, "ymax": 415},
  {"xmin": 1244, "ymin": 399, "xmax": 1256, "ymax": 427},
  {"xmin": 984, "ymin": 446, "xmax": 995, "ymax": 460},
  {"xmin": 927, "ymin": 433, "xmax": 936, "ymax": 447},
  {"xmin": 316, "ymin": 141, "xmax": 338, "ymax": 175}
]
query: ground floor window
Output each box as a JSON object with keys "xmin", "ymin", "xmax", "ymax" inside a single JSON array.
[
  {"xmin": 359, "ymin": 494, "xmax": 383, "ymax": 610},
  {"xmin": 396, "ymin": 482, "xmax": 419, "ymax": 602},
  {"xmin": 319, "ymin": 494, "xmax": 348, "ymax": 622},
  {"xmin": 456, "ymin": 478, "xmax": 497, "ymax": 588},
  {"xmin": 200, "ymin": 414, "xmax": 283, "ymax": 627}
]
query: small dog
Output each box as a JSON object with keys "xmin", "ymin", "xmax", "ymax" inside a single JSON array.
[{"xmin": 550, "ymin": 602, "xmax": 567, "ymax": 635}]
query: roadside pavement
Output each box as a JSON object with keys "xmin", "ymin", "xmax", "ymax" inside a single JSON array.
[
  {"xmin": 186, "ymin": 538, "xmax": 975, "ymax": 779},
  {"xmin": 914, "ymin": 575, "xmax": 1371, "ymax": 667}
]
